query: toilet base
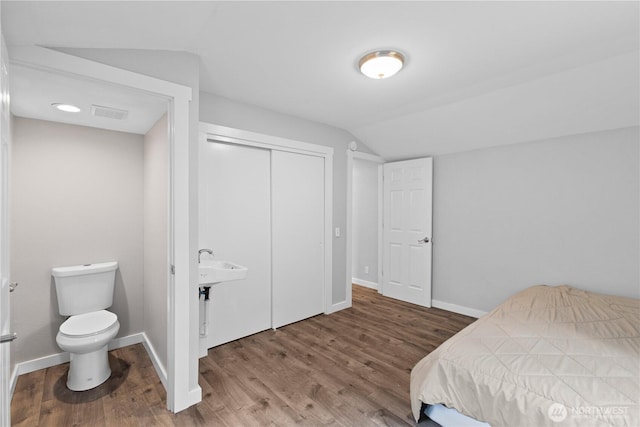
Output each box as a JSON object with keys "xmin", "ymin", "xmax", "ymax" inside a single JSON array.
[{"xmin": 67, "ymin": 345, "xmax": 111, "ymax": 391}]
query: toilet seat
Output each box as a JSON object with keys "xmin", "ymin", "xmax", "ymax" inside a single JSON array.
[{"xmin": 59, "ymin": 310, "xmax": 118, "ymax": 338}]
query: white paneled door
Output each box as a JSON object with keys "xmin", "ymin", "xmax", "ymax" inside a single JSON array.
[
  {"xmin": 382, "ymin": 158, "xmax": 433, "ymax": 307},
  {"xmin": 0, "ymin": 30, "xmax": 12, "ymax": 426},
  {"xmin": 272, "ymin": 151, "xmax": 325, "ymax": 328}
]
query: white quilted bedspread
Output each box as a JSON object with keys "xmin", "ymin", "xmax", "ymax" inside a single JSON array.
[{"xmin": 410, "ymin": 285, "xmax": 640, "ymax": 427}]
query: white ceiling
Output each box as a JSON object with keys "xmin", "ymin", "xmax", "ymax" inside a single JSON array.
[
  {"xmin": 11, "ymin": 65, "xmax": 167, "ymax": 134},
  {"xmin": 3, "ymin": 1, "xmax": 639, "ymax": 157}
]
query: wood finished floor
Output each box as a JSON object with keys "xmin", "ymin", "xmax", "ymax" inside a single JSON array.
[{"xmin": 11, "ymin": 285, "xmax": 476, "ymax": 426}]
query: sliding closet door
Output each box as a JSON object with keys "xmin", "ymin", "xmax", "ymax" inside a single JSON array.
[
  {"xmin": 200, "ymin": 142, "xmax": 272, "ymax": 347},
  {"xmin": 272, "ymin": 151, "xmax": 324, "ymax": 328}
]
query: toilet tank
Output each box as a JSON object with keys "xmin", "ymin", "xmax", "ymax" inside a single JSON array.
[{"xmin": 52, "ymin": 261, "xmax": 118, "ymax": 316}]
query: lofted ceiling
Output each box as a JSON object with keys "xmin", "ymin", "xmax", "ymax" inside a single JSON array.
[{"xmin": 2, "ymin": 1, "xmax": 639, "ymax": 158}]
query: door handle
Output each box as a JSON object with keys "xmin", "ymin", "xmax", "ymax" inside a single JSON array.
[
  {"xmin": 0, "ymin": 332, "xmax": 17, "ymax": 343},
  {"xmin": 418, "ymin": 237, "xmax": 430, "ymax": 243}
]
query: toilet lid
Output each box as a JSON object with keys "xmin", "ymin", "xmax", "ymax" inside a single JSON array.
[{"xmin": 60, "ymin": 310, "xmax": 118, "ymax": 337}]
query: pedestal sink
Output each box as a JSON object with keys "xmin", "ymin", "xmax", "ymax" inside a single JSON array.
[{"xmin": 198, "ymin": 259, "xmax": 248, "ymax": 285}]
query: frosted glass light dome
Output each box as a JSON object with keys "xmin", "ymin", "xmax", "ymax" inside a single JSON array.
[{"xmin": 359, "ymin": 50, "xmax": 405, "ymax": 79}]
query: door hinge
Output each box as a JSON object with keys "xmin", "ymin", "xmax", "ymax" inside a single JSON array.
[{"xmin": 170, "ymin": 265, "xmax": 175, "ymax": 275}]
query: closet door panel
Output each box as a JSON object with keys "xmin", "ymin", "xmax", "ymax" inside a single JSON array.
[
  {"xmin": 200, "ymin": 141, "xmax": 272, "ymax": 347},
  {"xmin": 272, "ymin": 151, "xmax": 324, "ymax": 328}
]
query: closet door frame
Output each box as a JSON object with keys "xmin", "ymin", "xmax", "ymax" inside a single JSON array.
[{"xmin": 199, "ymin": 122, "xmax": 334, "ymax": 314}]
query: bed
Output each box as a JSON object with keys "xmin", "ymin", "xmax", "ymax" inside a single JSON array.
[{"xmin": 410, "ymin": 285, "xmax": 640, "ymax": 427}]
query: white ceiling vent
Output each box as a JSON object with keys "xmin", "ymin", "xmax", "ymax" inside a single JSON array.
[{"xmin": 91, "ymin": 104, "xmax": 129, "ymax": 120}]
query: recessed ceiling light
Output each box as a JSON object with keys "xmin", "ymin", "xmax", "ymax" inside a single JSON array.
[
  {"xmin": 359, "ymin": 50, "xmax": 405, "ymax": 79},
  {"xmin": 52, "ymin": 103, "xmax": 81, "ymax": 113}
]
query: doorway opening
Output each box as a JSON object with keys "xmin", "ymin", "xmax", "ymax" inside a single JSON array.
[
  {"xmin": 347, "ymin": 151, "xmax": 434, "ymax": 308},
  {"xmin": 346, "ymin": 150, "xmax": 384, "ymax": 307},
  {"xmin": 2, "ymin": 47, "xmax": 197, "ymax": 417}
]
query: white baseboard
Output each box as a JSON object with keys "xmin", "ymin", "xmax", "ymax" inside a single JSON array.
[
  {"xmin": 352, "ymin": 278, "xmax": 378, "ymax": 290},
  {"xmin": 9, "ymin": 365, "xmax": 19, "ymax": 399},
  {"xmin": 141, "ymin": 332, "xmax": 167, "ymax": 387},
  {"xmin": 187, "ymin": 386, "xmax": 203, "ymax": 410},
  {"xmin": 15, "ymin": 333, "xmax": 145, "ymax": 377},
  {"xmin": 16, "ymin": 350, "xmax": 70, "ymax": 377},
  {"xmin": 10, "ymin": 332, "xmax": 165, "ymax": 396},
  {"xmin": 171, "ymin": 385, "xmax": 203, "ymax": 413},
  {"xmin": 432, "ymin": 299, "xmax": 487, "ymax": 319},
  {"xmin": 108, "ymin": 333, "xmax": 144, "ymax": 350},
  {"xmin": 326, "ymin": 299, "xmax": 351, "ymax": 314}
]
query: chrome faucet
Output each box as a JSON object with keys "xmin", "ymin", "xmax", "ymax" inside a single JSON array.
[{"xmin": 198, "ymin": 249, "xmax": 213, "ymax": 263}]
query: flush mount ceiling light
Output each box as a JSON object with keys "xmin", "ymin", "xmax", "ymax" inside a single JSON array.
[
  {"xmin": 51, "ymin": 103, "xmax": 81, "ymax": 113},
  {"xmin": 359, "ymin": 50, "xmax": 405, "ymax": 79}
]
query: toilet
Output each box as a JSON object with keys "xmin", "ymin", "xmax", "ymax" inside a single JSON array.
[{"xmin": 51, "ymin": 261, "xmax": 120, "ymax": 391}]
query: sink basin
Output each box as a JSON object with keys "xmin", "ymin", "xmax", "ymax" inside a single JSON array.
[{"xmin": 198, "ymin": 260, "xmax": 248, "ymax": 285}]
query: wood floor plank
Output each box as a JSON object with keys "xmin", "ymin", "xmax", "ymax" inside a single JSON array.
[
  {"xmin": 10, "ymin": 285, "xmax": 476, "ymax": 426},
  {"xmin": 10, "ymin": 368, "xmax": 45, "ymax": 427},
  {"xmin": 238, "ymin": 336, "xmax": 337, "ymax": 425}
]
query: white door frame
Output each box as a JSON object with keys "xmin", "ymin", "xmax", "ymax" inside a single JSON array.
[
  {"xmin": 346, "ymin": 149, "xmax": 384, "ymax": 306},
  {"xmin": 7, "ymin": 47, "xmax": 200, "ymax": 413},
  {"xmin": 0, "ymin": 27, "xmax": 12, "ymax": 427},
  {"xmin": 199, "ymin": 122, "xmax": 334, "ymax": 314}
]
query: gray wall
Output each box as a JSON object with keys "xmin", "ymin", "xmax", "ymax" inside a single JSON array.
[
  {"xmin": 10, "ymin": 117, "xmax": 144, "ymax": 364},
  {"xmin": 433, "ymin": 126, "xmax": 639, "ymax": 312},
  {"xmin": 352, "ymin": 158, "xmax": 379, "ymax": 286},
  {"xmin": 143, "ymin": 114, "xmax": 168, "ymax": 370},
  {"xmin": 200, "ymin": 92, "xmax": 362, "ymax": 304}
]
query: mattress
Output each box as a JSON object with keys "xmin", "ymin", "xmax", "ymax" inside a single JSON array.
[{"xmin": 410, "ymin": 285, "xmax": 640, "ymax": 427}]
